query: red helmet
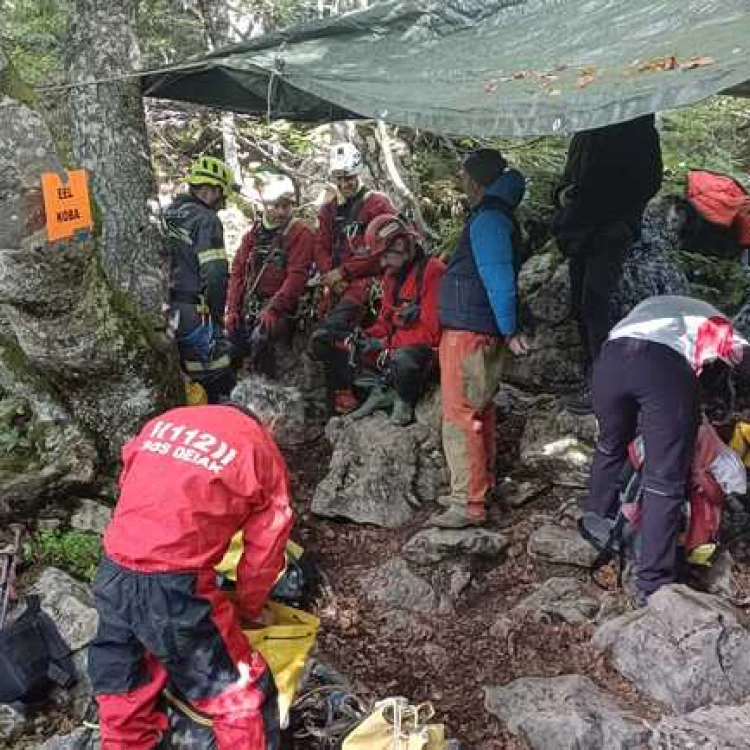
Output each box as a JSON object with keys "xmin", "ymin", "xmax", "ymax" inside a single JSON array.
[{"xmin": 365, "ymin": 214, "xmax": 418, "ymax": 255}]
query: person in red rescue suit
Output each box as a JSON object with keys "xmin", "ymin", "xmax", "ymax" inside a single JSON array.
[
  {"xmin": 432, "ymin": 149, "xmax": 530, "ymax": 529},
  {"xmin": 165, "ymin": 156, "xmax": 238, "ymax": 403},
  {"xmin": 340, "ymin": 214, "xmax": 445, "ymax": 426},
  {"xmin": 88, "ymin": 404, "xmax": 293, "ymax": 750},
  {"xmin": 225, "ymin": 177, "xmax": 314, "ymax": 379},
  {"xmin": 309, "ymin": 142, "xmax": 396, "ymax": 414}
]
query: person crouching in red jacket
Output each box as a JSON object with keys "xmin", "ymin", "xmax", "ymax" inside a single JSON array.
[
  {"xmin": 344, "ymin": 214, "xmax": 445, "ymax": 426},
  {"xmin": 225, "ymin": 178, "xmax": 314, "ymax": 379},
  {"xmin": 88, "ymin": 403, "xmax": 293, "ymax": 750}
]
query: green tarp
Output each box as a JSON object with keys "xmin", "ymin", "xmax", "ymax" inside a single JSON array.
[{"xmin": 142, "ymin": 0, "xmax": 750, "ymax": 137}]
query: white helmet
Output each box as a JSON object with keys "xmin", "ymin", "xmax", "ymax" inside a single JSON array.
[
  {"xmin": 329, "ymin": 143, "xmax": 362, "ymax": 177},
  {"xmin": 261, "ymin": 176, "xmax": 296, "ymax": 204}
]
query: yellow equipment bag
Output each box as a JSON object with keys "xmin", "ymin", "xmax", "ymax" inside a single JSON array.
[
  {"xmin": 216, "ymin": 532, "xmax": 304, "ymax": 584},
  {"xmin": 165, "ymin": 601, "xmax": 319, "ymax": 730},
  {"xmin": 342, "ymin": 698, "xmax": 447, "ymax": 750},
  {"xmin": 184, "ymin": 379, "xmax": 208, "ymax": 405},
  {"xmin": 730, "ymin": 421, "xmax": 750, "ymax": 467}
]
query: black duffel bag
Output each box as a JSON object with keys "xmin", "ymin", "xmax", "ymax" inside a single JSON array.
[{"xmin": 0, "ymin": 595, "xmax": 77, "ymax": 704}]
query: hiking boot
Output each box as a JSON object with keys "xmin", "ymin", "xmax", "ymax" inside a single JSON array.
[
  {"xmin": 563, "ymin": 385, "xmax": 593, "ymax": 415},
  {"xmin": 390, "ymin": 396, "xmax": 414, "ymax": 426},
  {"xmin": 334, "ymin": 388, "xmax": 359, "ymax": 415},
  {"xmin": 427, "ymin": 506, "xmax": 486, "ymax": 529},
  {"xmin": 347, "ymin": 386, "xmax": 394, "ymax": 420}
]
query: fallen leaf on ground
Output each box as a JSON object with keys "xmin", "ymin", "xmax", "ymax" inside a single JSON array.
[{"xmin": 577, "ymin": 73, "xmax": 597, "ymax": 88}]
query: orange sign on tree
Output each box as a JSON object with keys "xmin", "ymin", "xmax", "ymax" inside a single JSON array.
[{"xmin": 41, "ymin": 169, "xmax": 94, "ymax": 242}]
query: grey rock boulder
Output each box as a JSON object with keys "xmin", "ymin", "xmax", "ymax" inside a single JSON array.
[
  {"xmin": 30, "ymin": 568, "xmax": 97, "ymax": 651},
  {"xmin": 231, "ymin": 376, "xmax": 317, "ymax": 446},
  {"xmin": 504, "ymin": 253, "xmax": 584, "ymax": 389},
  {"xmin": 494, "ymin": 477, "xmax": 550, "ymax": 508},
  {"xmin": 35, "ymin": 728, "xmax": 99, "ymax": 750},
  {"xmin": 520, "ymin": 406, "xmax": 597, "ymax": 488},
  {"xmin": 361, "ymin": 557, "xmax": 439, "ymax": 613},
  {"xmin": 594, "ymin": 585, "xmax": 750, "ymax": 714},
  {"xmin": 651, "ymin": 700, "xmax": 750, "ymax": 749},
  {"xmin": 0, "ymin": 703, "xmax": 28, "ymax": 744},
  {"xmin": 485, "ymin": 674, "xmax": 652, "ymax": 750},
  {"xmin": 70, "ymin": 499, "xmax": 112, "ymax": 535},
  {"xmin": 527, "ymin": 524, "xmax": 598, "ymax": 568},
  {"xmin": 402, "ymin": 528, "xmax": 509, "ymax": 565},
  {"xmin": 512, "ymin": 577, "xmax": 601, "ymax": 624},
  {"xmin": 312, "ymin": 414, "xmax": 447, "ymax": 527}
]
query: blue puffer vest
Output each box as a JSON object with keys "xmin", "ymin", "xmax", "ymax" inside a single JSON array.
[{"xmin": 439, "ymin": 186, "xmax": 521, "ymax": 335}]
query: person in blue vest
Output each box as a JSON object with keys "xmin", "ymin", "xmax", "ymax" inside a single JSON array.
[{"xmin": 432, "ymin": 149, "xmax": 529, "ymax": 528}]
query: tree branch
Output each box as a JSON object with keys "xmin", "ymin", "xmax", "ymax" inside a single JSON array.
[{"xmin": 375, "ymin": 119, "xmax": 437, "ymax": 240}]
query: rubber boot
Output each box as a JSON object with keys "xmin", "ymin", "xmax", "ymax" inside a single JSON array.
[
  {"xmin": 347, "ymin": 386, "xmax": 394, "ymax": 420},
  {"xmin": 390, "ymin": 395, "xmax": 414, "ymax": 426}
]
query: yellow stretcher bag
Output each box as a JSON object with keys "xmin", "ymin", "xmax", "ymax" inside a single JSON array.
[
  {"xmin": 215, "ymin": 532, "xmax": 304, "ymax": 583},
  {"xmin": 342, "ymin": 698, "xmax": 447, "ymax": 750},
  {"xmin": 165, "ymin": 601, "xmax": 319, "ymax": 730}
]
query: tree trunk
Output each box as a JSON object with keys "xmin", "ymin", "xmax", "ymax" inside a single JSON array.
[{"xmin": 65, "ymin": 0, "xmax": 165, "ymax": 321}]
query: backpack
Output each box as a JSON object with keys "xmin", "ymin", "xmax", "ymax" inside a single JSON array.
[
  {"xmin": 579, "ymin": 421, "xmax": 746, "ymax": 584},
  {"xmin": 0, "ymin": 595, "xmax": 76, "ymax": 704}
]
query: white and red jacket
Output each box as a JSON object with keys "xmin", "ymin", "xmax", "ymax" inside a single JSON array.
[
  {"xmin": 103, "ymin": 405, "xmax": 294, "ymax": 620},
  {"xmin": 609, "ymin": 295, "xmax": 748, "ymax": 375}
]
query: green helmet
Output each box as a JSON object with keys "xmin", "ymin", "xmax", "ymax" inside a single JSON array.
[{"xmin": 186, "ymin": 156, "xmax": 239, "ymax": 195}]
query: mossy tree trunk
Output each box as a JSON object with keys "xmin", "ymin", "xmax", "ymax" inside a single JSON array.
[{"xmin": 65, "ymin": 0, "xmax": 165, "ymax": 321}]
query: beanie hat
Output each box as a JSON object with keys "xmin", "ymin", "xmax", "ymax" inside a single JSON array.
[{"xmin": 462, "ymin": 149, "xmax": 508, "ymax": 188}]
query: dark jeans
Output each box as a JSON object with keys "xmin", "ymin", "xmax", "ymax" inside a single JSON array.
[
  {"xmin": 587, "ymin": 337, "xmax": 700, "ymax": 597},
  {"xmin": 562, "ymin": 221, "xmax": 636, "ymax": 376}
]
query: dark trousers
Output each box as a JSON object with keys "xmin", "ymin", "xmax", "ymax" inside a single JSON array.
[
  {"xmin": 587, "ymin": 337, "xmax": 700, "ymax": 597},
  {"xmin": 563, "ymin": 221, "xmax": 636, "ymax": 376},
  {"xmin": 88, "ymin": 557, "xmax": 279, "ymax": 750},
  {"xmin": 383, "ymin": 345, "xmax": 435, "ymax": 405},
  {"xmin": 309, "ymin": 300, "xmax": 364, "ymax": 402}
]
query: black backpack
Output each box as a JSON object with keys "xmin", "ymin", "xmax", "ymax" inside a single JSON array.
[{"xmin": 0, "ymin": 595, "xmax": 76, "ymax": 704}]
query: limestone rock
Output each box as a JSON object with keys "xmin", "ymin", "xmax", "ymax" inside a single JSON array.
[
  {"xmin": 30, "ymin": 568, "xmax": 98, "ymax": 651},
  {"xmin": 70, "ymin": 499, "xmax": 112, "ymax": 535},
  {"xmin": 402, "ymin": 528, "xmax": 508, "ymax": 565},
  {"xmin": 651, "ymin": 700, "xmax": 750, "ymax": 749},
  {"xmin": 504, "ymin": 253, "xmax": 584, "ymax": 389},
  {"xmin": 0, "ymin": 94, "xmax": 179, "ymax": 476},
  {"xmin": 231, "ymin": 376, "xmax": 318, "ymax": 446},
  {"xmin": 361, "ymin": 557, "xmax": 439, "ymax": 613},
  {"xmin": 512, "ymin": 577, "xmax": 600, "ymax": 624},
  {"xmin": 594, "ymin": 585, "xmax": 750, "ymax": 714},
  {"xmin": 35, "ymin": 728, "xmax": 98, "ymax": 750},
  {"xmin": 312, "ymin": 414, "xmax": 447, "ymax": 527},
  {"xmin": 495, "ymin": 477, "xmax": 550, "ymax": 508},
  {"xmin": 520, "ymin": 406, "xmax": 597, "ymax": 487},
  {"xmin": 484, "ymin": 674, "xmax": 652, "ymax": 750},
  {"xmin": 527, "ymin": 524, "xmax": 598, "ymax": 568},
  {"xmin": 0, "ymin": 703, "xmax": 27, "ymax": 744}
]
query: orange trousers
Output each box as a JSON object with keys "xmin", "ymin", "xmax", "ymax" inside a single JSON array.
[{"xmin": 439, "ymin": 330, "xmax": 505, "ymax": 516}]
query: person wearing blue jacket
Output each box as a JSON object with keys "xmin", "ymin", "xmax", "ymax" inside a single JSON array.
[{"xmin": 431, "ymin": 149, "xmax": 529, "ymax": 528}]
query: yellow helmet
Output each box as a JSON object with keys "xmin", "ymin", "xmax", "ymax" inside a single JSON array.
[{"xmin": 186, "ymin": 156, "xmax": 239, "ymax": 195}]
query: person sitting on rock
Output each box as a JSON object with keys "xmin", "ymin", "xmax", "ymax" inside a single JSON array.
[
  {"xmin": 88, "ymin": 402, "xmax": 293, "ymax": 750},
  {"xmin": 340, "ymin": 214, "xmax": 445, "ymax": 426},
  {"xmin": 225, "ymin": 177, "xmax": 314, "ymax": 380},
  {"xmin": 431, "ymin": 149, "xmax": 529, "ymax": 529},
  {"xmin": 309, "ymin": 142, "xmax": 396, "ymax": 415},
  {"xmin": 582, "ymin": 295, "xmax": 750, "ymax": 606}
]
